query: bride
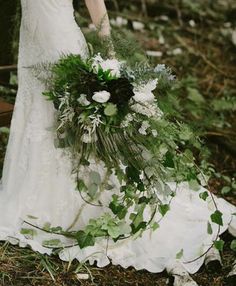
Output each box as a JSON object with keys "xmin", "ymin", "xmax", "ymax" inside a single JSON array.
[{"xmin": 0, "ymin": 0, "xmax": 236, "ymax": 284}]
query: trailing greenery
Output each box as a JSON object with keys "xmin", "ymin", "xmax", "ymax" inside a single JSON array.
[{"xmin": 20, "ymin": 37, "xmax": 224, "ymax": 250}]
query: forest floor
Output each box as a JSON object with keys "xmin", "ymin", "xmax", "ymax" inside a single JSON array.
[{"xmin": 0, "ymin": 1, "xmax": 236, "ymax": 285}]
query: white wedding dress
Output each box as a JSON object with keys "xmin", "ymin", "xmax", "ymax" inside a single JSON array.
[{"xmin": 0, "ymin": 0, "xmax": 236, "ymax": 275}]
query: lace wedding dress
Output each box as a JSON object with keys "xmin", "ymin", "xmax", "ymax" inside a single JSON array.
[{"xmin": 0, "ymin": 0, "xmax": 235, "ymax": 275}]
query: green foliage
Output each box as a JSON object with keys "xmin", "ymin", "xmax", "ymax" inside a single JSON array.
[
  {"xmin": 214, "ymin": 240, "xmax": 225, "ymax": 251},
  {"xmin": 210, "ymin": 210, "xmax": 223, "ymax": 226},
  {"xmin": 176, "ymin": 248, "xmax": 184, "ymax": 259},
  {"xmin": 230, "ymin": 240, "xmax": 236, "ymax": 251}
]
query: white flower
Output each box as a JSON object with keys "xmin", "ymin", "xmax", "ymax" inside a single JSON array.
[
  {"xmin": 154, "ymin": 64, "xmax": 166, "ymax": 73},
  {"xmin": 77, "ymin": 94, "xmax": 91, "ymax": 106},
  {"xmin": 133, "ymin": 91, "xmax": 155, "ymax": 103},
  {"xmin": 131, "ymin": 101, "xmax": 163, "ymax": 119},
  {"xmin": 100, "ymin": 59, "xmax": 121, "ymax": 77},
  {"xmin": 151, "ymin": 129, "xmax": 158, "ymax": 137},
  {"xmin": 92, "ymin": 53, "xmax": 121, "ymax": 78},
  {"xmin": 81, "ymin": 125, "xmax": 98, "ymax": 143},
  {"xmin": 133, "ymin": 79, "xmax": 158, "ymax": 103},
  {"xmin": 138, "ymin": 121, "xmax": 150, "ymax": 135},
  {"xmin": 92, "ymin": 90, "xmax": 111, "ymax": 103},
  {"xmin": 81, "ymin": 133, "xmax": 97, "ymax": 143},
  {"xmin": 121, "ymin": 113, "xmax": 134, "ymax": 128}
]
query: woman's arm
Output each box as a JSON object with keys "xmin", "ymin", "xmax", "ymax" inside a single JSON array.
[{"xmin": 85, "ymin": 0, "xmax": 111, "ymax": 38}]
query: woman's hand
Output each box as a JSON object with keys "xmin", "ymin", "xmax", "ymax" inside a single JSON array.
[
  {"xmin": 85, "ymin": 0, "xmax": 111, "ymax": 38},
  {"xmin": 85, "ymin": 0, "xmax": 115, "ymax": 58}
]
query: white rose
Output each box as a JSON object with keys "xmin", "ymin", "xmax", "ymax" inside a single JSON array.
[
  {"xmin": 100, "ymin": 59, "xmax": 121, "ymax": 77},
  {"xmin": 92, "ymin": 90, "xmax": 111, "ymax": 103},
  {"xmin": 92, "ymin": 54, "xmax": 121, "ymax": 78}
]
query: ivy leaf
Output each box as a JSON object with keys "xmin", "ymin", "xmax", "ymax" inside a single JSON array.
[
  {"xmin": 109, "ymin": 201, "xmax": 125, "ymax": 216},
  {"xmin": 42, "ymin": 239, "xmax": 62, "ymax": 247},
  {"xmin": 221, "ymin": 186, "xmax": 231, "ymax": 195},
  {"xmin": 43, "ymin": 222, "xmax": 51, "ymax": 231},
  {"xmin": 76, "ymin": 231, "xmax": 95, "ymax": 249},
  {"xmin": 88, "ymin": 183, "xmax": 98, "ymax": 198},
  {"xmin": 27, "ymin": 215, "xmax": 38, "ymax": 220},
  {"xmin": 163, "ymin": 152, "xmax": 175, "ymax": 168},
  {"xmin": 199, "ymin": 191, "xmax": 209, "ymax": 201},
  {"xmin": 89, "ymin": 171, "xmax": 101, "ymax": 185},
  {"xmin": 107, "ymin": 224, "xmax": 121, "ymax": 238},
  {"xmin": 179, "ymin": 126, "xmax": 193, "ymax": 141},
  {"xmin": 77, "ymin": 179, "xmax": 87, "ymax": 192},
  {"xmin": 158, "ymin": 204, "xmax": 170, "ymax": 217},
  {"xmin": 20, "ymin": 228, "xmax": 37, "ymax": 237},
  {"xmin": 230, "ymin": 240, "xmax": 236, "ymax": 251},
  {"xmin": 188, "ymin": 179, "xmax": 201, "ymax": 191},
  {"xmin": 50, "ymin": 226, "xmax": 63, "ymax": 233},
  {"xmin": 126, "ymin": 166, "xmax": 140, "ymax": 183},
  {"xmin": 176, "ymin": 248, "xmax": 184, "ymax": 259},
  {"xmin": 214, "ymin": 240, "xmax": 225, "ymax": 251},
  {"xmin": 187, "ymin": 87, "xmax": 205, "ymax": 104},
  {"xmin": 131, "ymin": 222, "xmax": 147, "ymax": 234},
  {"xmin": 210, "ymin": 210, "xmax": 223, "ymax": 226},
  {"xmin": 151, "ymin": 222, "xmax": 159, "ymax": 231},
  {"xmin": 207, "ymin": 222, "xmax": 213, "ymax": 235}
]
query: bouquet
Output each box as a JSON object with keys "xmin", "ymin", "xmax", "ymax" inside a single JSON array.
[{"xmin": 41, "ymin": 54, "xmax": 207, "ymax": 248}]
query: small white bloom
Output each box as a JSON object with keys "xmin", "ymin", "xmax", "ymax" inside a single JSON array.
[
  {"xmin": 82, "ymin": 133, "xmax": 92, "ymax": 143},
  {"xmin": 92, "ymin": 90, "xmax": 111, "ymax": 103},
  {"xmin": 133, "ymin": 91, "xmax": 155, "ymax": 103},
  {"xmin": 138, "ymin": 121, "xmax": 150, "ymax": 135},
  {"xmin": 133, "ymin": 79, "xmax": 158, "ymax": 103},
  {"xmin": 131, "ymin": 101, "xmax": 163, "ymax": 119},
  {"xmin": 92, "ymin": 54, "xmax": 121, "ymax": 77},
  {"xmin": 77, "ymin": 94, "xmax": 91, "ymax": 106},
  {"xmin": 100, "ymin": 59, "xmax": 121, "ymax": 77},
  {"xmin": 168, "ymin": 74, "xmax": 176, "ymax": 81},
  {"xmin": 121, "ymin": 113, "xmax": 134, "ymax": 128},
  {"xmin": 151, "ymin": 129, "xmax": 158, "ymax": 137},
  {"xmin": 81, "ymin": 125, "xmax": 98, "ymax": 143},
  {"xmin": 154, "ymin": 64, "xmax": 166, "ymax": 73},
  {"xmin": 138, "ymin": 127, "xmax": 147, "ymax": 135}
]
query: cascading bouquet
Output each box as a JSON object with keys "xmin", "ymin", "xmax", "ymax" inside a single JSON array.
[{"xmin": 40, "ymin": 53, "xmax": 212, "ymax": 249}]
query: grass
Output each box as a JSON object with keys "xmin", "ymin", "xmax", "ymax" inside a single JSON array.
[{"xmin": 0, "ymin": 0, "xmax": 236, "ymax": 285}]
